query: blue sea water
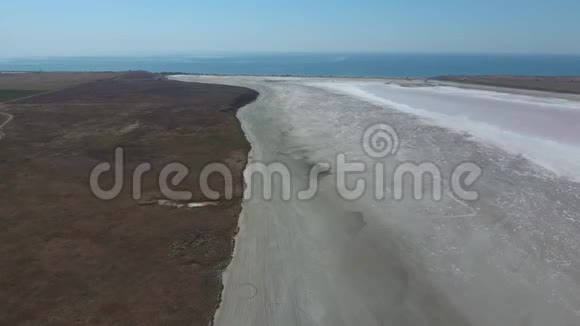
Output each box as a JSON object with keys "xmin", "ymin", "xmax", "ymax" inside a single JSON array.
[{"xmin": 1, "ymin": 53, "xmax": 580, "ymax": 77}]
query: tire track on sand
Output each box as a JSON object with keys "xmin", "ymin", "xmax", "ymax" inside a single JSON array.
[{"xmin": 0, "ymin": 108, "xmax": 14, "ymax": 140}]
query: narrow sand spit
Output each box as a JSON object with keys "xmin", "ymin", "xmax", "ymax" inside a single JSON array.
[{"xmin": 173, "ymin": 75, "xmax": 580, "ymax": 326}]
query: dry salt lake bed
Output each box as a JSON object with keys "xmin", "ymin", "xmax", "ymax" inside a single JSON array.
[{"xmin": 171, "ymin": 75, "xmax": 580, "ymax": 326}]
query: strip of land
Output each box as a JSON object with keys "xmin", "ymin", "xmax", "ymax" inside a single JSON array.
[
  {"xmin": 433, "ymin": 75, "xmax": 580, "ymax": 94},
  {"xmin": 0, "ymin": 72, "xmax": 258, "ymax": 325}
]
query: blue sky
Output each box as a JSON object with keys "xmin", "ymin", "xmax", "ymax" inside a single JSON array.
[{"xmin": 2, "ymin": 0, "xmax": 580, "ymax": 56}]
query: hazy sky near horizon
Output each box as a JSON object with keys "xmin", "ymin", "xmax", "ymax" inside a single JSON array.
[{"xmin": 2, "ymin": 0, "xmax": 580, "ymax": 56}]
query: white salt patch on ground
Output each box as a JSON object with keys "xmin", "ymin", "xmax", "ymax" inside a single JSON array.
[
  {"xmin": 118, "ymin": 121, "xmax": 140, "ymax": 135},
  {"xmin": 187, "ymin": 202, "xmax": 218, "ymax": 208},
  {"xmin": 156, "ymin": 199, "xmax": 218, "ymax": 209}
]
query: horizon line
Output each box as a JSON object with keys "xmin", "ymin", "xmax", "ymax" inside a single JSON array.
[{"xmin": 2, "ymin": 51, "xmax": 580, "ymax": 59}]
